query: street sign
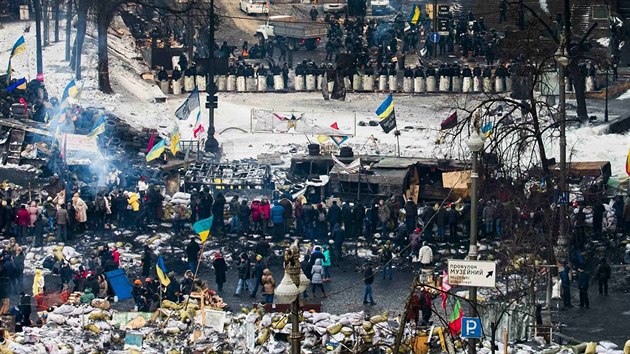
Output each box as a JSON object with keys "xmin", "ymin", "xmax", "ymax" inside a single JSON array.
[
  {"xmin": 438, "ymin": 18, "xmax": 449, "ymax": 31},
  {"xmin": 447, "ymin": 259, "xmax": 497, "ymax": 288},
  {"xmin": 461, "ymin": 317, "xmax": 482, "ymax": 339},
  {"xmin": 429, "ymin": 32, "xmax": 440, "ymax": 43},
  {"xmin": 438, "ymin": 5, "xmax": 450, "ymax": 17}
]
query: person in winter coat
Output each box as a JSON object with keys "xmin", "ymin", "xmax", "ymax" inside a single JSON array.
[
  {"xmin": 55, "ymin": 204, "xmax": 70, "ymax": 242},
  {"xmin": 404, "ymin": 198, "xmax": 417, "ymax": 232},
  {"xmin": 261, "ymin": 269, "xmax": 275, "ymax": 304},
  {"xmin": 341, "ymin": 202, "xmax": 353, "ymax": 237},
  {"xmin": 447, "ymin": 205, "xmax": 459, "ymax": 241},
  {"xmin": 322, "ymin": 244, "xmax": 332, "ymax": 281},
  {"xmin": 15, "ymin": 205, "xmax": 30, "ymax": 242},
  {"xmin": 212, "ymin": 193, "xmax": 226, "ymax": 235},
  {"xmin": 186, "ymin": 238, "xmax": 201, "ymax": 272},
  {"xmin": 380, "ymin": 241, "xmax": 393, "ymax": 280},
  {"xmin": 14, "ymin": 247, "xmax": 25, "ymax": 293},
  {"xmin": 250, "ymin": 254, "xmax": 267, "ymax": 298},
  {"xmin": 418, "ymin": 241, "xmax": 433, "ymax": 268},
  {"xmin": 260, "ymin": 198, "xmax": 271, "ymax": 235},
  {"xmin": 270, "ymin": 201, "xmax": 285, "ymax": 240},
  {"xmin": 418, "ymin": 287, "xmax": 433, "ymax": 325},
  {"xmin": 596, "ymin": 258, "xmax": 611, "ymax": 295},
  {"xmin": 378, "ymin": 200, "xmax": 390, "ymax": 236},
  {"xmin": 111, "ymin": 246, "xmax": 120, "ymax": 268},
  {"xmin": 93, "ymin": 193, "xmax": 107, "ymax": 231},
  {"xmin": 278, "ymin": 196, "xmax": 293, "ymax": 234},
  {"xmin": 44, "ymin": 197, "xmax": 57, "ymax": 231},
  {"xmin": 80, "ymin": 288, "xmax": 96, "ymax": 304},
  {"xmin": 353, "ymin": 202, "xmax": 365, "ymax": 237},
  {"xmin": 59, "ymin": 261, "xmax": 73, "ymax": 291},
  {"xmin": 576, "ymin": 265, "xmax": 590, "ymax": 308},
  {"xmin": 97, "ymin": 274, "xmax": 108, "ymax": 298},
  {"xmin": 613, "ymin": 196, "xmax": 624, "ymax": 231},
  {"xmin": 27, "ymin": 201, "xmax": 38, "ymax": 228},
  {"xmin": 212, "ymin": 252, "xmax": 228, "ymax": 292},
  {"xmin": 311, "ymin": 258, "xmax": 327, "ymax": 298},
  {"xmin": 229, "ymin": 196, "xmax": 240, "ymax": 234},
  {"xmin": 363, "ymin": 263, "xmax": 375, "ymax": 305},
  {"xmin": 234, "ymin": 254, "xmax": 250, "ymax": 297},
  {"xmin": 32, "ymin": 268, "xmax": 45, "ymax": 296},
  {"xmin": 315, "ymin": 203, "xmax": 327, "ymax": 239},
  {"xmin": 72, "ymin": 193, "xmax": 88, "ymax": 230},
  {"xmin": 435, "ymin": 206, "xmax": 447, "ymax": 240},
  {"xmin": 251, "ymin": 200, "xmax": 262, "ymax": 233},
  {"xmin": 592, "ymin": 201, "xmax": 605, "ymax": 239},
  {"xmin": 301, "ymin": 254, "xmax": 312, "ymax": 299},
  {"xmin": 482, "ymin": 202, "xmax": 495, "ymax": 237},
  {"xmin": 310, "ymin": 246, "xmax": 325, "ymax": 266},
  {"xmin": 239, "ymin": 200, "xmax": 251, "ymax": 234},
  {"xmin": 327, "ymin": 201, "xmax": 342, "ymax": 231},
  {"xmin": 142, "ymin": 245, "xmax": 152, "ymax": 277}
]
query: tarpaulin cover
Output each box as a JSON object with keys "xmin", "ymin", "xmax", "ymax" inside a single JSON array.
[{"xmin": 106, "ymin": 268, "xmax": 133, "ymax": 301}]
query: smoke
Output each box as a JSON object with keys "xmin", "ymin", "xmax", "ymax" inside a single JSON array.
[{"xmin": 539, "ymin": 0, "xmax": 549, "ymax": 14}]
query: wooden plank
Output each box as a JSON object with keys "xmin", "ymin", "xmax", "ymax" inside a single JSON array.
[{"xmin": 0, "ymin": 119, "xmax": 53, "ymax": 137}]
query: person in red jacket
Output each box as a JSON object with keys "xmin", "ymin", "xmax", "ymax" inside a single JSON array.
[
  {"xmin": 15, "ymin": 205, "xmax": 30, "ymax": 243},
  {"xmin": 250, "ymin": 200, "xmax": 262, "ymax": 233},
  {"xmin": 260, "ymin": 198, "xmax": 271, "ymax": 235},
  {"xmin": 111, "ymin": 246, "xmax": 121, "ymax": 267}
]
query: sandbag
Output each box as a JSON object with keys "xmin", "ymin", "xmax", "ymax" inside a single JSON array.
[
  {"xmin": 426, "ymin": 76, "xmax": 436, "ymax": 92},
  {"xmin": 362, "ymin": 75, "xmax": 374, "ymax": 91},
  {"xmin": 624, "ymin": 339, "xmax": 630, "ymax": 354},
  {"xmin": 414, "ymin": 77, "xmax": 425, "ymax": 93},
  {"xmin": 584, "ymin": 342, "xmax": 596, "ymax": 354},
  {"xmin": 227, "ymin": 75, "xmax": 237, "ymax": 92},
  {"xmin": 378, "ymin": 75, "xmax": 387, "ymax": 91}
]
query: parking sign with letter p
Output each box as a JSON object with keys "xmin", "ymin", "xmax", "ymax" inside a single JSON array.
[{"xmin": 461, "ymin": 317, "xmax": 482, "ymax": 339}]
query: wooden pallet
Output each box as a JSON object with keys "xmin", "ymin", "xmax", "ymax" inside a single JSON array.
[{"xmin": 6, "ymin": 129, "xmax": 25, "ymax": 165}]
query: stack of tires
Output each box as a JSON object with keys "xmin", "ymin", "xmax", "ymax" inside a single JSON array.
[
  {"xmin": 11, "ymin": 103, "xmax": 27, "ymax": 120},
  {"xmin": 339, "ymin": 146, "xmax": 353, "ymax": 158}
]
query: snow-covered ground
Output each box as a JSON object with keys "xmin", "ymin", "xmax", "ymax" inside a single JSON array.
[{"xmin": 3, "ymin": 19, "xmax": 630, "ymax": 177}]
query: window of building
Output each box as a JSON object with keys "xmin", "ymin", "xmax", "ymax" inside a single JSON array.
[{"xmin": 592, "ymin": 5, "xmax": 609, "ymax": 20}]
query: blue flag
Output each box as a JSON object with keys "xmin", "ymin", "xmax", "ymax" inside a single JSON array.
[
  {"xmin": 87, "ymin": 115, "xmax": 106, "ymax": 138},
  {"xmin": 6, "ymin": 78, "xmax": 27, "ymax": 92}
]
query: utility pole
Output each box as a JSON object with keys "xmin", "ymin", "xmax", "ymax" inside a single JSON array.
[
  {"xmin": 65, "ymin": 0, "xmax": 72, "ymax": 62},
  {"xmin": 518, "ymin": 0, "xmax": 524, "ymax": 30},
  {"xmin": 34, "ymin": 0, "xmax": 44, "ymax": 75},
  {"xmin": 54, "ymin": 0, "xmax": 60, "ymax": 42},
  {"xmin": 204, "ymin": 0, "xmax": 219, "ymax": 153}
]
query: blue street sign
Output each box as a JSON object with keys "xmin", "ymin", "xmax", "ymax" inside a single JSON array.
[
  {"xmin": 461, "ymin": 317, "xmax": 482, "ymax": 339},
  {"xmin": 429, "ymin": 32, "xmax": 440, "ymax": 43}
]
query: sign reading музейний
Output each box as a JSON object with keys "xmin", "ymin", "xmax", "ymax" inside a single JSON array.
[{"xmin": 447, "ymin": 259, "xmax": 497, "ymax": 288}]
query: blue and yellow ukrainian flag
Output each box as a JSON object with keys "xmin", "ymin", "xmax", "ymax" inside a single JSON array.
[
  {"xmin": 87, "ymin": 115, "xmax": 106, "ymax": 138},
  {"xmin": 481, "ymin": 121, "xmax": 493, "ymax": 138},
  {"xmin": 10, "ymin": 36, "xmax": 27, "ymax": 58},
  {"xmin": 375, "ymin": 94, "xmax": 397, "ymax": 134},
  {"xmin": 6, "ymin": 78, "xmax": 27, "ymax": 92},
  {"xmin": 61, "ymin": 80, "xmax": 79, "ymax": 101},
  {"xmin": 156, "ymin": 255, "xmax": 171, "ymax": 286},
  {"xmin": 408, "ymin": 4, "xmax": 420, "ymax": 25},
  {"xmin": 193, "ymin": 215, "xmax": 214, "ymax": 243},
  {"xmin": 145, "ymin": 139, "xmax": 166, "ymax": 162}
]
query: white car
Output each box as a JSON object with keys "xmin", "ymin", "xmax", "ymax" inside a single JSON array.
[
  {"xmin": 239, "ymin": 0, "xmax": 269, "ymax": 15},
  {"xmin": 323, "ymin": 2, "xmax": 347, "ymax": 13}
]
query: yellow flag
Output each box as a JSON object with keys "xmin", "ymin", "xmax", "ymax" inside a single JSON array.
[{"xmin": 171, "ymin": 132, "xmax": 180, "ymax": 155}]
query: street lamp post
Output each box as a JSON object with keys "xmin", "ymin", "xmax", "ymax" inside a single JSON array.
[
  {"xmin": 466, "ymin": 130, "xmax": 484, "ymax": 354},
  {"xmin": 275, "ymin": 240, "xmax": 310, "ymax": 354},
  {"xmin": 204, "ymin": 0, "xmax": 219, "ymax": 153},
  {"xmin": 554, "ymin": 42, "xmax": 570, "ymax": 262}
]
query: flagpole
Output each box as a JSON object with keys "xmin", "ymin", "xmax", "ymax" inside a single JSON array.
[
  {"xmin": 395, "ymin": 130, "xmax": 401, "ymax": 157},
  {"xmin": 183, "ymin": 240, "xmax": 206, "ymax": 311}
]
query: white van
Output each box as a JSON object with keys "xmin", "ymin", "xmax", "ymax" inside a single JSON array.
[{"xmin": 239, "ymin": 0, "xmax": 270, "ymax": 15}]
